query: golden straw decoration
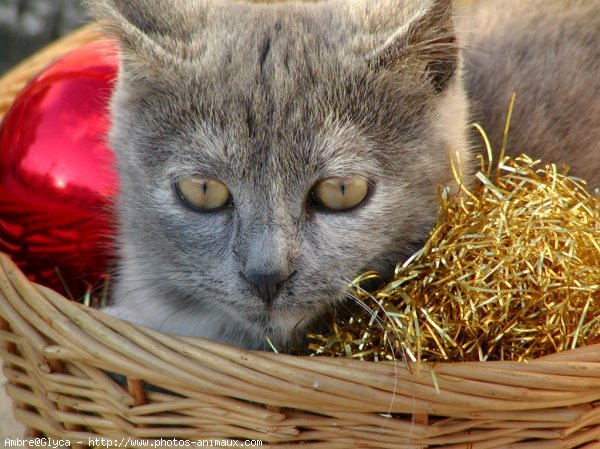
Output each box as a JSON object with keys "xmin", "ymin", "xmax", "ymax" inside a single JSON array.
[{"xmin": 308, "ymin": 154, "xmax": 600, "ymax": 362}]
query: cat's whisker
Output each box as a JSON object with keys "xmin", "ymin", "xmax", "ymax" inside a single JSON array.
[
  {"xmin": 343, "ymin": 280, "xmax": 415, "ymax": 440},
  {"xmin": 155, "ymin": 298, "xmax": 204, "ymax": 334},
  {"xmin": 109, "ymin": 272, "xmax": 202, "ymax": 284},
  {"xmin": 108, "ymin": 278, "xmax": 207, "ymax": 313}
]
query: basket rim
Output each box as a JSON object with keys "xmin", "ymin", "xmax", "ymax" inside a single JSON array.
[{"xmin": 2, "ymin": 251, "xmax": 600, "ymax": 416}]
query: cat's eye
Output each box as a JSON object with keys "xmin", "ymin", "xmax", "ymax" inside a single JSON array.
[
  {"xmin": 310, "ymin": 177, "xmax": 369, "ymax": 211},
  {"xmin": 176, "ymin": 177, "xmax": 232, "ymax": 211}
]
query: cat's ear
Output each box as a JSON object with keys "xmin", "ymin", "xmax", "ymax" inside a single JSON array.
[
  {"xmin": 86, "ymin": 0, "xmax": 208, "ymax": 65},
  {"xmin": 345, "ymin": 0, "xmax": 457, "ymax": 94}
]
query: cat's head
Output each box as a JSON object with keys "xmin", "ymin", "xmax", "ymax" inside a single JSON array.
[{"xmin": 89, "ymin": 0, "xmax": 471, "ymax": 348}]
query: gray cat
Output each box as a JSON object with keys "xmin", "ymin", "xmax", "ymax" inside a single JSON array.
[{"xmin": 88, "ymin": 0, "xmax": 599, "ymax": 349}]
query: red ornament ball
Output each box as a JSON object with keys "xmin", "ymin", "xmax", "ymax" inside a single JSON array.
[{"xmin": 0, "ymin": 40, "xmax": 119, "ymax": 300}]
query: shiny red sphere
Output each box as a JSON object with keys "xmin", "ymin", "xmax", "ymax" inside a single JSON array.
[{"xmin": 0, "ymin": 40, "xmax": 119, "ymax": 299}]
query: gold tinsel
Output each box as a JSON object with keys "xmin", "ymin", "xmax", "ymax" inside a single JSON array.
[{"xmin": 308, "ymin": 154, "xmax": 600, "ymax": 362}]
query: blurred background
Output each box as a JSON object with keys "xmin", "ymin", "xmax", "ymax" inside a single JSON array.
[{"xmin": 0, "ymin": 0, "xmax": 88, "ymax": 75}]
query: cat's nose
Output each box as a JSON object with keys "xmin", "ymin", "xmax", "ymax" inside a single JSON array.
[{"xmin": 244, "ymin": 270, "xmax": 291, "ymax": 305}]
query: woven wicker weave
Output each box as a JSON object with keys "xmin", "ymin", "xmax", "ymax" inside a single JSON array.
[{"xmin": 1, "ymin": 26, "xmax": 599, "ymax": 449}]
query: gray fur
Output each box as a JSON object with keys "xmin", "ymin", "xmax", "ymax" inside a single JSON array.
[
  {"xmin": 459, "ymin": 0, "xmax": 600, "ymax": 187},
  {"xmin": 88, "ymin": 0, "xmax": 597, "ymax": 349}
]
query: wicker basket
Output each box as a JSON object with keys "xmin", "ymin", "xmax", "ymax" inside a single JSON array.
[{"xmin": 1, "ymin": 26, "xmax": 600, "ymax": 449}]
